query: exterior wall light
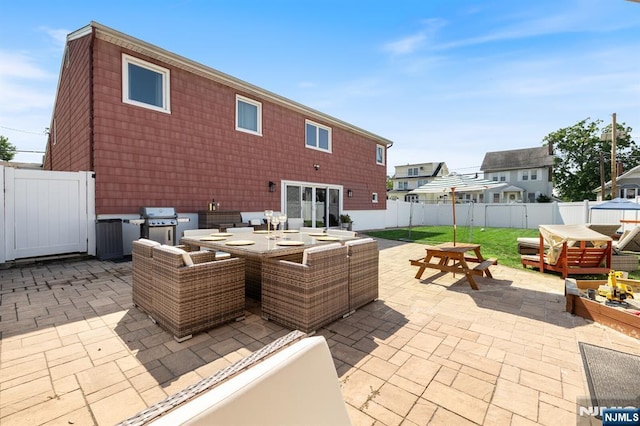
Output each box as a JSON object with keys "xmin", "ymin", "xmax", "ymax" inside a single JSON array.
[
  {"xmin": 313, "ymin": 163, "xmax": 320, "ymax": 171},
  {"xmin": 269, "ymin": 181, "xmax": 276, "ymax": 192},
  {"xmin": 347, "ymin": 189, "xmax": 353, "ymax": 198}
]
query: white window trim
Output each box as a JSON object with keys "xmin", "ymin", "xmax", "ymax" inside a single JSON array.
[
  {"xmin": 376, "ymin": 144, "xmax": 385, "ymax": 165},
  {"xmin": 531, "ymin": 168, "xmax": 540, "ymax": 181},
  {"xmin": 372, "ymin": 192, "xmax": 379, "ymax": 203},
  {"xmin": 122, "ymin": 54, "xmax": 170, "ymax": 114},
  {"xmin": 305, "ymin": 119, "xmax": 332, "ymax": 153},
  {"xmin": 235, "ymin": 95, "xmax": 263, "ymax": 136}
]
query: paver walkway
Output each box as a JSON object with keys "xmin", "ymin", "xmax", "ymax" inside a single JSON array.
[{"xmin": 1, "ymin": 237, "xmax": 639, "ymax": 425}]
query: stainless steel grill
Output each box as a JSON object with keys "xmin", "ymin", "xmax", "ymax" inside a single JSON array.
[{"xmin": 131, "ymin": 207, "xmax": 189, "ymax": 245}]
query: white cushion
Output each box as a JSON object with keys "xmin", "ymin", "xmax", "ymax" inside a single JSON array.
[
  {"xmin": 160, "ymin": 245, "xmax": 194, "ymax": 266},
  {"xmin": 136, "ymin": 238, "xmax": 161, "ymax": 247},
  {"xmin": 302, "ymin": 243, "xmax": 342, "ymax": 265},
  {"xmin": 149, "ymin": 336, "xmax": 351, "ymax": 426},
  {"xmin": 345, "ymin": 237, "xmax": 374, "ymax": 246},
  {"xmin": 250, "ymin": 218, "xmax": 262, "ymax": 226}
]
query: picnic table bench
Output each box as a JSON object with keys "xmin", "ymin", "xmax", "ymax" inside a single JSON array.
[{"xmin": 411, "ymin": 242, "xmax": 497, "ymax": 290}]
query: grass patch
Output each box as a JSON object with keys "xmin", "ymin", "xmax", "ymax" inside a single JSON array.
[{"xmin": 367, "ymin": 225, "xmax": 640, "ymax": 279}]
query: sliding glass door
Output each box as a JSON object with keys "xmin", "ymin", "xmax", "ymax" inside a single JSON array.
[{"xmin": 284, "ymin": 182, "xmax": 342, "ymax": 229}]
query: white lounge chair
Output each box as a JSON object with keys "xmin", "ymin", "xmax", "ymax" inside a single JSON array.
[
  {"xmin": 614, "ymin": 226, "xmax": 640, "ymax": 253},
  {"xmin": 116, "ymin": 331, "xmax": 351, "ymax": 426}
]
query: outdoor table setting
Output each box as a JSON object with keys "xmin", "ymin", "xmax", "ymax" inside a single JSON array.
[
  {"xmin": 410, "ymin": 242, "xmax": 497, "ymax": 290},
  {"xmin": 180, "ymin": 214, "xmax": 358, "ymax": 299}
]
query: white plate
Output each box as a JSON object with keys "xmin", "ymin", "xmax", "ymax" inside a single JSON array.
[
  {"xmin": 225, "ymin": 240, "xmax": 256, "ymax": 246},
  {"xmin": 276, "ymin": 240, "xmax": 304, "ymax": 246}
]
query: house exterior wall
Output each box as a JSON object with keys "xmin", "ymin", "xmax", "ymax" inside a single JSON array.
[
  {"xmin": 484, "ymin": 168, "xmax": 552, "ymax": 202},
  {"xmin": 45, "ymin": 29, "xmax": 388, "ymax": 216},
  {"xmin": 45, "ymin": 35, "xmax": 93, "ymax": 171},
  {"xmin": 388, "ymin": 162, "xmax": 449, "ymax": 202}
]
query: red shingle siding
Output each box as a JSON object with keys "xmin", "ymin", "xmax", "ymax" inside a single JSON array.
[
  {"xmin": 54, "ymin": 34, "xmax": 388, "ymax": 215},
  {"xmin": 45, "ymin": 34, "xmax": 92, "ymax": 171}
]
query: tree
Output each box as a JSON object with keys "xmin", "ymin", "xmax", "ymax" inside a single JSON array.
[
  {"xmin": 0, "ymin": 135, "xmax": 17, "ymax": 161},
  {"xmin": 544, "ymin": 118, "xmax": 639, "ymax": 201}
]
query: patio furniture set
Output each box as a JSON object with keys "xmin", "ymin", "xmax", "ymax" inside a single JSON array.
[{"xmin": 132, "ymin": 229, "xmax": 379, "ymax": 341}]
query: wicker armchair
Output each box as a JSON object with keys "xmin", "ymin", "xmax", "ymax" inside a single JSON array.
[
  {"xmin": 346, "ymin": 238, "xmax": 379, "ymax": 312},
  {"xmin": 151, "ymin": 245, "xmax": 245, "ymax": 342},
  {"xmin": 262, "ymin": 243, "xmax": 349, "ymax": 333},
  {"xmin": 132, "ymin": 238, "xmax": 163, "ymax": 314}
]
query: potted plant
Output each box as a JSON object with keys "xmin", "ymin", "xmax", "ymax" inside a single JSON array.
[{"xmin": 339, "ymin": 214, "xmax": 352, "ymax": 231}]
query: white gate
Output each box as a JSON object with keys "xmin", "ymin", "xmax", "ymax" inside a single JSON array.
[{"xmin": 1, "ymin": 166, "xmax": 95, "ymax": 263}]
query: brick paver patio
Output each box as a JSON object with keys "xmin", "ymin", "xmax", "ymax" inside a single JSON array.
[{"xmin": 1, "ymin": 237, "xmax": 639, "ymax": 425}]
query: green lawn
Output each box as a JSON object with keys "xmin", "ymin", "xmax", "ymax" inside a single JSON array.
[{"xmin": 367, "ymin": 225, "xmax": 640, "ymax": 280}]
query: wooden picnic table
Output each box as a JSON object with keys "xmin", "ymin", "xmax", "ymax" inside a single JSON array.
[{"xmin": 410, "ymin": 242, "xmax": 497, "ymax": 290}]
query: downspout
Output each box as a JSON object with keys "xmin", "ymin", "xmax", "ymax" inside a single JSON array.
[{"xmin": 89, "ymin": 25, "xmax": 95, "ymax": 171}]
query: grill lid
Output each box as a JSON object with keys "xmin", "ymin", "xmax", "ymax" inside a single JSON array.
[{"xmin": 139, "ymin": 207, "xmax": 177, "ymax": 219}]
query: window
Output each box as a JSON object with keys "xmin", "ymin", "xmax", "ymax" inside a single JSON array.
[
  {"xmin": 305, "ymin": 120, "xmax": 331, "ymax": 152},
  {"xmin": 236, "ymin": 95, "xmax": 262, "ymax": 135},
  {"xmin": 122, "ymin": 54, "xmax": 170, "ymax": 113},
  {"xmin": 531, "ymin": 169, "xmax": 538, "ymax": 180},
  {"xmin": 372, "ymin": 192, "xmax": 379, "ymax": 203},
  {"xmin": 376, "ymin": 145, "xmax": 385, "ymax": 165},
  {"xmin": 493, "ymin": 193, "xmax": 500, "ymax": 203},
  {"xmin": 408, "ymin": 167, "xmax": 418, "ymax": 176}
]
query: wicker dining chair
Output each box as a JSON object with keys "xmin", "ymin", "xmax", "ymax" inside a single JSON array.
[
  {"xmin": 261, "ymin": 243, "xmax": 349, "ymax": 333},
  {"xmin": 151, "ymin": 245, "xmax": 245, "ymax": 342},
  {"xmin": 345, "ymin": 238, "xmax": 379, "ymax": 312},
  {"xmin": 132, "ymin": 238, "xmax": 163, "ymax": 315}
]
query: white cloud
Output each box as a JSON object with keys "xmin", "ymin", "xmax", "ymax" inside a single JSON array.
[
  {"xmin": 382, "ymin": 18, "xmax": 448, "ymax": 56},
  {"xmin": 39, "ymin": 26, "xmax": 70, "ymax": 50},
  {"xmin": 383, "ymin": 32, "xmax": 426, "ymax": 55},
  {"xmin": 0, "ymin": 51, "xmax": 51, "ymax": 80}
]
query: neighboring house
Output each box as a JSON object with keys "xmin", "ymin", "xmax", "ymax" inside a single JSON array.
[
  {"xmin": 480, "ymin": 146, "xmax": 554, "ymax": 203},
  {"xmin": 388, "ymin": 162, "xmax": 449, "ymax": 202},
  {"xmin": 595, "ymin": 164, "xmax": 640, "ymax": 201},
  {"xmin": 45, "ymin": 22, "xmax": 392, "ymax": 230}
]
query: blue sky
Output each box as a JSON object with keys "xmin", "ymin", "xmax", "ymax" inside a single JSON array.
[{"xmin": 1, "ymin": 0, "xmax": 640, "ymax": 175}]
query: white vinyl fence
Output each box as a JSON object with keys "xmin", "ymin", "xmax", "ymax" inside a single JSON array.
[
  {"xmin": 349, "ymin": 199, "xmax": 634, "ymax": 234},
  {"xmin": 1, "ymin": 166, "xmax": 95, "ymax": 263},
  {"xmin": 1, "ymin": 164, "xmax": 634, "ymax": 263}
]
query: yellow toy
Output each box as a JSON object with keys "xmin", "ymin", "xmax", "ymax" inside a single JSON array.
[{"xmin": 597, "ymin": 270, "xmax": 635, "ymax": 303}]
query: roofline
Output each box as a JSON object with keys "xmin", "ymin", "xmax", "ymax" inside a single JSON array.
[{"xmin": 86, "ymin": 21, "xmax": 392, "ymax": 147}]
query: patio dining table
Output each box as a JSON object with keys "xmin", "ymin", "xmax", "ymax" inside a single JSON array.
[{"xmin": 180, "ymin": 230, "xmax": 358, "ymax": 299}]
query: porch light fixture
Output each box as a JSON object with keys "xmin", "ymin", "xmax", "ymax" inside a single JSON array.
[
  {"xmin": 347, "ymin": 189, "xmax": 353, "ymax": 198},
  {"xmin": 313, "ymin": 163, "xmax": 320, "ymax": 171},
  {"xmin": 269, "ymin": 181, "xmax": 276, "ymax": 192}
]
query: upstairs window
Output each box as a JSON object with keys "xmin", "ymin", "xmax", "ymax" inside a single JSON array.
[
  {"xmin": 408, "ymin": 167, "xmax": 418, "ymax": 176},
  {"xmin": 236, "ymin": 95, "xmax": 262, "ymax": 135},
  {"xmin": 305, "ymin": 120, "xmax": 331, "ymax": 152},
  {"xmin": 376, "ymin": 144, "xmax": 385, "ymax": 165},
  {"xmin": 122, "ymin": 54, "xmax": 170, "ymax": 113},
  {"xmin": 522, "ymin": 171, "xmax": 529, "ymax": 181}
]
